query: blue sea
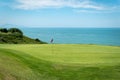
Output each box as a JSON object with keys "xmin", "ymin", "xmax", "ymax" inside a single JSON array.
[{"xmin": 21, "ymin": 28, "xmax": 120, "ymax": 46}]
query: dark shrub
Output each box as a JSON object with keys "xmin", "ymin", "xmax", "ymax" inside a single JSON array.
[
  {"xmin": 0, "ymin": 28, "xmax": 8, "ymax": 33},
  {"xmin": 10, "ymin": 32, "xmax": 23, "ymax": 38},
  {"xmin": 8, "ymin": 28, "xmax": 23, "ymax": 37},
  {"xmin": 35, "ymin": 38, "xmax": 40, "ymax": 42},
  {"xmin": 8, "ymin": 28, "xmax": 23, "ymax": 35}
]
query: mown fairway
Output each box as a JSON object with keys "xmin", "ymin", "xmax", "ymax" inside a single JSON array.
[{"xmin": 0, "ymin": 44, "xmax": 120, "ymax": 80}]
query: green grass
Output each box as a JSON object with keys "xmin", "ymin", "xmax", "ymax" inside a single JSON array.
[
  {"xmin": 0, "ymin": 44, "xmax": 120, "ymax": 80},
  {"xmin": 0, "ymin": 33, "xmax": 46, "ymax": 44}
]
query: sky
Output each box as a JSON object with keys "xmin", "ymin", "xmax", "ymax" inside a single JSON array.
[{"xmin": 0, "ymin": 0, "xmax": 120, "ymax": 28}]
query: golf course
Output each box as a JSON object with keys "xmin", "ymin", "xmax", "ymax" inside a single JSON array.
[{"xmin": 0, "ymin": 44, "xmax": 120, "ymax": 80}]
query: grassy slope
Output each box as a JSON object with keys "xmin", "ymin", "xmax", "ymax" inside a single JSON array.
[
  {"xmin": 0, "ymin": 33, "xmax": 46, "ymax": 44},
  {"xmin": 0, "ymin": 44, "xmax": 120, "ymax": 80}
]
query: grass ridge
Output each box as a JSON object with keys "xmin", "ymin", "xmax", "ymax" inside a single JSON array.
[{"xmin": 0, "ymin": 44, "xmax": 120, "ymax": 80}]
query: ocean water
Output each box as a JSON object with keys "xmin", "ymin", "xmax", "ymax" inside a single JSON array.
[{"xmin": 21, "ymin": 28, "xmax": 120, "ymax": 46}]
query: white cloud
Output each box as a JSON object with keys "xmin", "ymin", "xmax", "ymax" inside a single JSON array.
[
  {"xmin": 75, "ymin": 6, "xmax": 120, "ymax": 13},
  {"xmin": 75, "ymin": 10, "xmax": 110, "ymax": 13},
  {"xmin": 15, "ymin": 0, "xmax": 105, "ymax": 10}
]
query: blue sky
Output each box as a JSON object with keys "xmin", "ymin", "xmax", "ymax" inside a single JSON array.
[{"xmin": 0, "ymin": 0, "xmax": 120, "ymax": 28}]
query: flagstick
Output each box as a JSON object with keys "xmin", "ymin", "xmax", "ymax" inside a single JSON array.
[
  {"xmin": 51, "ymin": 42, "xmax": 54, "ymax": 54},
  {"xmin": 50, "ymin": 38, "xmax": 54, "ymax": 54}
]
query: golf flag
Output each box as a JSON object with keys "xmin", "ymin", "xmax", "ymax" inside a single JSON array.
[{"xmin": 50, "ymin": 38, "xmax": 54, "ymax": 43}]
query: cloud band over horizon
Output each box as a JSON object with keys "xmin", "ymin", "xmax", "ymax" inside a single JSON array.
[
  {"xmin": 14, "ymin": 0, "xmax": 115, "ymax": 11},
  {"xmin": 15, "ymin": 0, "xmax": 103, "ymax": 10}
]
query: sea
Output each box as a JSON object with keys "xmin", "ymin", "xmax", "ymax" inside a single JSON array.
[{"xmin": 21, "ymin": 28, "xmax": 120, "ymax": 46}]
